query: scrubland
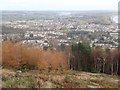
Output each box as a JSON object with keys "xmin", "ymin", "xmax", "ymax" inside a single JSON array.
[{"xmin": 1, "ymin": 41, "xmax": 119, "ymax": 88}]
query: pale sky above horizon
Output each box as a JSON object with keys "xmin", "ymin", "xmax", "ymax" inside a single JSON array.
[{"xmin": 0, "ymin": 0, "xmax": 119, "ymax": 11}]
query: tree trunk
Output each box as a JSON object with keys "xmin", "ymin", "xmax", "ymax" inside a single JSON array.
[
  {"xmin": 111, "ymin": 64, "xmax": 113, "ymax": 75},
  {"xmin": 103, "ymin": 63, "xmax": 105, "ymax": 73},
  {"xmin": 116, "ymin": 59, "xmax": 118, "ymax": 75}
]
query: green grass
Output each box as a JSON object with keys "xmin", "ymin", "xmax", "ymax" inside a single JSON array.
[
  {"xmin": 2, "ymin": 75, "xmax": 35, "ymax": 88},
  {"xmin": 74, "ymin": 81, "xmax": 80, "ymax": 86}
]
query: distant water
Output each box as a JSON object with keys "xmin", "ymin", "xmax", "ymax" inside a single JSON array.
[
  {"xmin": 112, "ymin": 16, "xmax": 118, "ymax": 23},
  {"xmin": 58, "ymin": 12, "xmax": 71, "ymax": 16}
]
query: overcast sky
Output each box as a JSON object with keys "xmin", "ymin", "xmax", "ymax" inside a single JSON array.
[{"xmin": 0, "ymin": 0, "xmax": 119, "ymax": 11}]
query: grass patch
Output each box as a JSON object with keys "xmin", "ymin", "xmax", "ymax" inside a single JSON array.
[
  {"xmin": 50, "ymin": 79, "xmax": 62, "ymax": 88},
  {"xmin": 2, "ymin": 75, "xmax": 35, "ymax": 88},
  {"xmin": 20, "ymin": 68, "xmax": 30, "ymax": 72},
  {"xmin": 70, "ymin": 72, "xmax": 78, "ymax": 75},
  {"xmin": 74, "ymin": 81, "xmax": 80, "ymax": 86}
]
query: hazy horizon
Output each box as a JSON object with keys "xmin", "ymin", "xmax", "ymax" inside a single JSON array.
[
  {"xmin": 1, "ymin": 0, "xmax": 119, "ymax": 11},
  {"xmin": 1, "ymin": 10, "xmax": 118, "ymax": 11}
]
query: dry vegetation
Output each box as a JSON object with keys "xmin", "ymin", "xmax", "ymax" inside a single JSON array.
[
  {"xmin": 2, "ymin": 41, "xmax": 68, "ymax": 70},
  {"xmin": 2, "ymin": 69, "xmax": 119, "ymax": 88},
  {"xmin": 1, "ymin": 41, "xmax": 119, "ymax": 88}
]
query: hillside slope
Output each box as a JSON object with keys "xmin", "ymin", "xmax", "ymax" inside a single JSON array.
[{"xmin": 2, "ymin": 68, "xmax": 119, "ymax": 88}]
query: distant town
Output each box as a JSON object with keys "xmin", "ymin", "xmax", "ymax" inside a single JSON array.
[{"xmin": 1, "ymin": 11, "xmax": 118, "ymax": 50}]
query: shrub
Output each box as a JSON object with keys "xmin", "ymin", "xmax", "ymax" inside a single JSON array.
[
  {"xmin": 2, "ymin": 41, "xmax": 68, "ymax": 70},
  {"xmin": 87, "ymin": 67, "xmax": 98, "ymax": 73}
]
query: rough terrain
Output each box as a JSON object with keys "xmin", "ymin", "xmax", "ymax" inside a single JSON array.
[{"xmin": 2, "ymin": 68, "xmax": 119, "ymax": 88}]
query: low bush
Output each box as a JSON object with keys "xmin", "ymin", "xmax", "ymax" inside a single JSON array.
[{"xmin": 2, "ymin": 41, "xmax": 68, "ymax": 70}]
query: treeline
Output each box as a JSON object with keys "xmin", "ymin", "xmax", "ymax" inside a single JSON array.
[
  {"xmin": 2, "ymin": 41, "xmax": 68, "ymax": 70},
  {"xmin": 70, "ymin": 42, "xmax": 120, "ymax": 75},
  {"xmin": 2, "ymin": 41, "xmax": 120, "ymax": 75}
]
